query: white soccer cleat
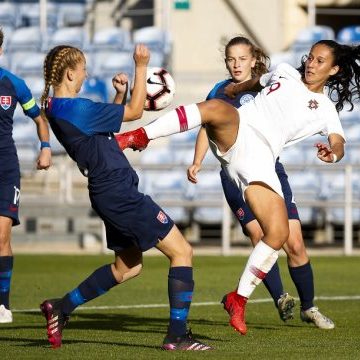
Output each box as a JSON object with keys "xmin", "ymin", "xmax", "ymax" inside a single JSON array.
[
  {"xmin": 0, "ymin": 304, "xmax": 13, "ymax": 323},
  {"xmin": 300, "ymin": 306, "xmax": 335, "ymax": 329}
]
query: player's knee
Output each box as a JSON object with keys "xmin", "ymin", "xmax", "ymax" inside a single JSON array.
[
  {"xmin": 286, "ymin": 239, "xmax": 307, "ymax": 259},
  {"xmin": 266, "ymin": 223, "xmax": 289, "ymax": 248}
]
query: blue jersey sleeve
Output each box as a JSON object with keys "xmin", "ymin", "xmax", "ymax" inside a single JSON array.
[
  {"xmin": 58, "ymin": 98, "xmax": 124, "ymax": 136},
  {"xmin": 5, "ymin": 71, "xmax": 40, "ymax": 118},
  {"xmin": 206, "ymin": 80, "xmax": 229, "ymax": 100}
]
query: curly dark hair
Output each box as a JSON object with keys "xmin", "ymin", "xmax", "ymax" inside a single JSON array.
[
  {"xmin": 298, "ymin": 40, "xmax": 360, "ymax": 112},
  {"xmin": 0, "ymin": 28, "xmax": 3, "ymax": 48}
]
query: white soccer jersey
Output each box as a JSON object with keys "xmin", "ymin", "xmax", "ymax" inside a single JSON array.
[{"xmin": 239, "ymin": 62, "xmax": 345, "ymax": 158}]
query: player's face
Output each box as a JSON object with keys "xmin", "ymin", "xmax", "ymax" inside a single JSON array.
[
  {"xmin": 74, "ymin": 58, "xmax": 88, "ymax": 93},
  {"xmin": 225, "ymin": 44, "xmax": 256, "ymax": 83},
  {"xmin": 304, "ymin": 44, "xmax": 339, "ymax": 86}
]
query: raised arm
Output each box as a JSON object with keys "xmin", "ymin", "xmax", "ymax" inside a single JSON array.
[
  {"xmin": 187, "ymin": 126, "xmax": 209, "ymax": 184},
  {"xmin": 315, "ymin": 133, "xmax": 345, "ymax": 163},
  {"xmin": 224, "ymin": 76, "xmax": 263, "ymax": 99},
  {"xmin": 123, "ymin": 44, "xmax": 150, "ymax": 121},
  {"xmin": 33, "ymin": 114, "xmax": 52, "ymax": 170},
  {"xmin": 112, "ymin": 73, "xmax": 129, "ymax": 105}
]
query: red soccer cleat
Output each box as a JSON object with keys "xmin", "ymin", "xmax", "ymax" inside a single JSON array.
[
  {"xmin": 40, "ymin": 299, "xmax": 69, "ymax": 349},
  {"xmin": 115, "ymin": 127, "xmax": 149, "ymax": 151},
  {"xmin": 221, "ymin": 291, "xmax": 248, "ymax": 335}
]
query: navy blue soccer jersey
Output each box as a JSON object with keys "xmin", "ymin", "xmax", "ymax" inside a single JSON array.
[
  {"xmin": 0, "ymin": 68, "xmax": 40, "ymax": 152},
  {"xmin": 206, "ymin": 79, "xmax": 257, "ymax": 107},
  {"xmin": 46, "ymin": 97, "xmax": 128, "ymax": 180}
]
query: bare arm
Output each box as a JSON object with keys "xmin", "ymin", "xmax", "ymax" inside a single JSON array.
[
  {"xmin": 316, "ymin": 133, "xmax": 345, "ymax": 163},
  {"xmin": 187, "ymin": 126, "xmax": 209, "ymax": 184},
  {"xmin": 112, "ymin": 73, "xmax": 129, "ymax": 105},
  {"xmin": 224, "ymin": 76, "xmax": 263, "ymax": 98},
  {"xmin": 33, "ymin": 115, "xmax": 52, "ymax": 170},
  {"xmin": 123, "ymin": 44, "xmax": 150, "ymax": 121}
]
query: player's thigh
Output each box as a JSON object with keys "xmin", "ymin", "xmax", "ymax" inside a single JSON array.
[
  {"xmin": 156, "ymin": 225, "xmax": 193, "ymax": 265},
  {"xmin": 113, "ymin": 246, "xmax": 143, "ymax": 282},
  {"xmin": 0, "ymin": 216, "xmax": 13, "ymax": 244},
  {"xmin": 245, "ymin": 183, "xmax": 289, "ymax": 249}
]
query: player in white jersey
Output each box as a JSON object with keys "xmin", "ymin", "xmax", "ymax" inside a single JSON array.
[{"xmin": 117, "ymin": 40, "xmax": 360, "ymax": 335}]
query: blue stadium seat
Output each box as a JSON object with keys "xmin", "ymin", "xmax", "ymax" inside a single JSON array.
[
  {"xmin": 49, "ymin": 27, "xmax": 89, "ymax": 50},
  {"xmin": 17, "ymin": 2, "xmax": 58, "ymax": 30},
  {"xmin": 169, "ymin": 128, "xmax": 198, "ymax": 148},
  {"xmin": 23, "ymin": 76, "xmax": 44, "ymax": 101},
  {"xmin": 291, "ymin": 25, "xmax": 335, "ymax": 66},
  {"xmin": 57, "ymin": 3, "xmax": 86, "ymax": 28},
  {"xmin": 80, "ymin": 77, "xmax": 108, "ymax": 102},
  {"xmin": 92, "ymin": 27, "xmax": 132, "ymax": 52},
  {"xmin": 337, "ymin": 25, "xmax": 360, "ymax": 45}
]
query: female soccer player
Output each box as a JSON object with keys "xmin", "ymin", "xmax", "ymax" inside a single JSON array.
[
  {"xmin": 0, "ymin": 28, "xmax": 51, "ymax": 324},
  {"xmin": 39, "ymin": 44, "xmax": 211, "ymax": 351},
  {"xmin": 187, "ymin": 36, "xmax": 334, "ymax": 328},
  {"xmin": 117, "ymin": 40, "xmax": 360, "ymax": 334}
]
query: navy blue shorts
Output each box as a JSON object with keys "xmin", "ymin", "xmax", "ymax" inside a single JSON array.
[
  {"xmin": 0, "ymin": 159, "xmax": 20, "ymax": 226},
  {"xmin": 220, "ymin": 159, "xmax": 299, "ymax": 235},
  {"xmin": 89, "ymin": 167, "xmax": 174, "ymax": 252}
]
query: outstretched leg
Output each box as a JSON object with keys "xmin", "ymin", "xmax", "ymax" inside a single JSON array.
[
  {"xmin": 117, "ymin": 100, "xmax": 239, "ymax": 153},
  {"xmin": 40, "ymin": 246, "xmax": 143, "ymax": 348}
]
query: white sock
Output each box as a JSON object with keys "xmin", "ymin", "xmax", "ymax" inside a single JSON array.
[
  {"xmin": 237, "ymin": 240, "xmax": 279, "ymax": 298},
  {"xmin": 144, "ymin": 104, "xmax": 201, "ymax": 139}
]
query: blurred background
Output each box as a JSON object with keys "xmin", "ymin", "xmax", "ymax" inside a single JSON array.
[{"xmin": 1, "ymin": 0, "xmax": 359, "ymax": 254}]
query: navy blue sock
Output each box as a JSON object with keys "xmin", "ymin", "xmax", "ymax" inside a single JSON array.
[
  {"xmin": 288, "ymin": 262, "xmax": 314, "ymax": 311},
  {"xmin": 61, "ymin": 264, "xmax": 118, "ymax": 315},
  {"xmin": 263, "ymin": 261, "xmax": 284, "ymax": 306},
  {"xmin": 168, "ymin": 266, "xmax": 194, "ymax": 337},
  {"xmin": 0, "ymin": 256, "xmax": 13, "ymax": 309}
]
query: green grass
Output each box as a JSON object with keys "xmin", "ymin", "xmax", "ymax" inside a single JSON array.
[{"xmin": 1, "ymin": 255, "xmax": 360, "ymax": 359}]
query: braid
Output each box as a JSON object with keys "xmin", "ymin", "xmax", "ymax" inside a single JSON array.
[
  {"xmin": 298, "ymin": 40, "xmax": 360, "ymax": 111},
  {"xmin": 41, "ymin": 45, "xmax": 85, "ymax": 116}
]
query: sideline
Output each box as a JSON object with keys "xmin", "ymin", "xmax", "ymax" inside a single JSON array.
[{"xmin": 12, "ymin": 295, "xmax": 360, "ymax": 313}]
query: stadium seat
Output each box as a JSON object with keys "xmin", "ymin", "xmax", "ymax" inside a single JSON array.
[
  {"xmin": 49, "ymin": 27, "xmax": 89, "ymax": 50},
  {"xmin": 80, "ymin": 77, "xmax": 108, "ymax": 102},
  {"xmin": 7, "ymin": 27, "xmax": 44, "ymax": 53},
  {"xmin": 279, "ymin": 146, "xmax": 305, "ymax": 165},
  {"xmin": 57, "ymin": 3, "xmax": 86, "ymax": 27},
  {"xmin": 169, "ymin": 128, "xmax": 198, "ymax": 148},
  {"xmin": 337, "ymin": 25, "xmax": 360, "ymax": 45},
  {"xmin": 191, "ymin": 171, "xmax": 224, "ymax": 225},
  {"xmin": 16, "ymin": 53, "xmax": 45, "ymax": 78},
  {"xmin": 0, "ymin": 3, "xmax": 18, "ymax": 29},
  {"xmin": 291, "ymin": 25, "xmax": 335, "ymax": 67},
  {"xmin": 17, "ymin": 2, "xmax": 58, "ymax": 30},
  {"xmin": 23, "ymin": 76, "xmax": 44, "ymax": 101},
  {"xmin": 92, "ymin": 27, "xmax": 132, "ymax": 52}
]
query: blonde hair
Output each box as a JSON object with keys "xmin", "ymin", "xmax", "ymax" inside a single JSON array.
[{"xmin": 40, "ymin": 45, "xmax": 85, "ymax": 113}]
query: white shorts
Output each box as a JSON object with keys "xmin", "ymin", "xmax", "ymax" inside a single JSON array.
[{"xmin": 208, "ymin": 115, "xmax": 284, "ymax": 199}]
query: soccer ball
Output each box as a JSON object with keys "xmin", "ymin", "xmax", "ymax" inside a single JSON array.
[{"xmin": 145, "ymin": 67, "xmax": 175, "ymax": 111}]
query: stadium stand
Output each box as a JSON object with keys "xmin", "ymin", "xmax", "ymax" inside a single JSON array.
[{"xmin": 337, "ymin": 25, "xmax": 360, "ymax": 45}]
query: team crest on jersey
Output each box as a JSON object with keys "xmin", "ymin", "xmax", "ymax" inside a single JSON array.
[
  {"xmin": 0, "ymin": 96, "xmax": 12, "ymax": 110},
  {"xmin": 240, "ymin": 94, "xmax": 255, "ymax": 106},
  {"xmin": 157, "ymin": 210, "xmax": 169, "ymax": 224},
  {"xmin": 308, "ymin": 99, "xmax": 319, "ymax": 110},
  {"xmin": 236, "ymin": 208, "xmax": 245, "ymax": 220}
]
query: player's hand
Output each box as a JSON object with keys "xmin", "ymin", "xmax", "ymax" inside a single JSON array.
[
  {"xmin": 187, "ymin": 164, "xmax": 201, "ymax": 184},
  {"xmin": 112, "ymin": 73, "xmax": 128, "ymax": 94},
  {"xmin": 133, "ymin": 44, "xmax": 150, "ymax": 67},
  {"xmin": 224, "ymin": 82, "xmax": 238, "ymax": 98},
  {"xmin": 315, "ymin": 142, "xmax": 336, "ymax": 163},
  {"xmin": 37, "ymin": 148, "xmax": 52, "ymax": 170}
]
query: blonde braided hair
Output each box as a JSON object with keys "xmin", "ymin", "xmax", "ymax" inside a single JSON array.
[{"xmin": 40, "ymin": 45, "xmax": 85, "ymax": 116}]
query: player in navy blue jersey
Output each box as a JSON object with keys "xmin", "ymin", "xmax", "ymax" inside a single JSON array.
[
  {"xmin": 38, "ymin": 44, "xmax": 211, "ymax": 351},
  {"xmin": 187, "ymin": 36, "xmax": 334, "ymax": 329},
  {"xmin": 0, "ymin": 28, "xmax": 52, "ymax": 324}
]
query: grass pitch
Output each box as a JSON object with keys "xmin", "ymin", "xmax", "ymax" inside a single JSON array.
[{"xmin": 0, "ymin": 254, "xmax": 360, "ymax": 359}]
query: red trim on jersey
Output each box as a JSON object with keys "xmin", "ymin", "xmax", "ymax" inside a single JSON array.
[
  {"xmin": 175, "ymin": 105, "xmax": 188, "ymax": 132},
  {"xmin": 249, "ymin": 265, "xmax": 267, "ymax": 280}
]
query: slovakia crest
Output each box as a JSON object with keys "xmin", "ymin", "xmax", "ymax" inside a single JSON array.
[
  {"xmin": 157, "ymin": 210, "xmax": 169, "ymax": 224},
  {"xmin": 236, "ymin": 208, "xmax": 245, "ymax": 220},
  {"xmin": 0, "ymin": 96, "xmax": 12, "ymax": 110}
]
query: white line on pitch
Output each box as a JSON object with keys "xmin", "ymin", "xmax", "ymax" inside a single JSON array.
[{"xmin": 11, "ymin": 295, "xmax": 360, "ymax": 313}]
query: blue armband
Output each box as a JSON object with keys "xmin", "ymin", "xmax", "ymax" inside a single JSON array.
[{"xmin": 40, "ymin": 141, "xmax": 51, "ymax": 149}]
